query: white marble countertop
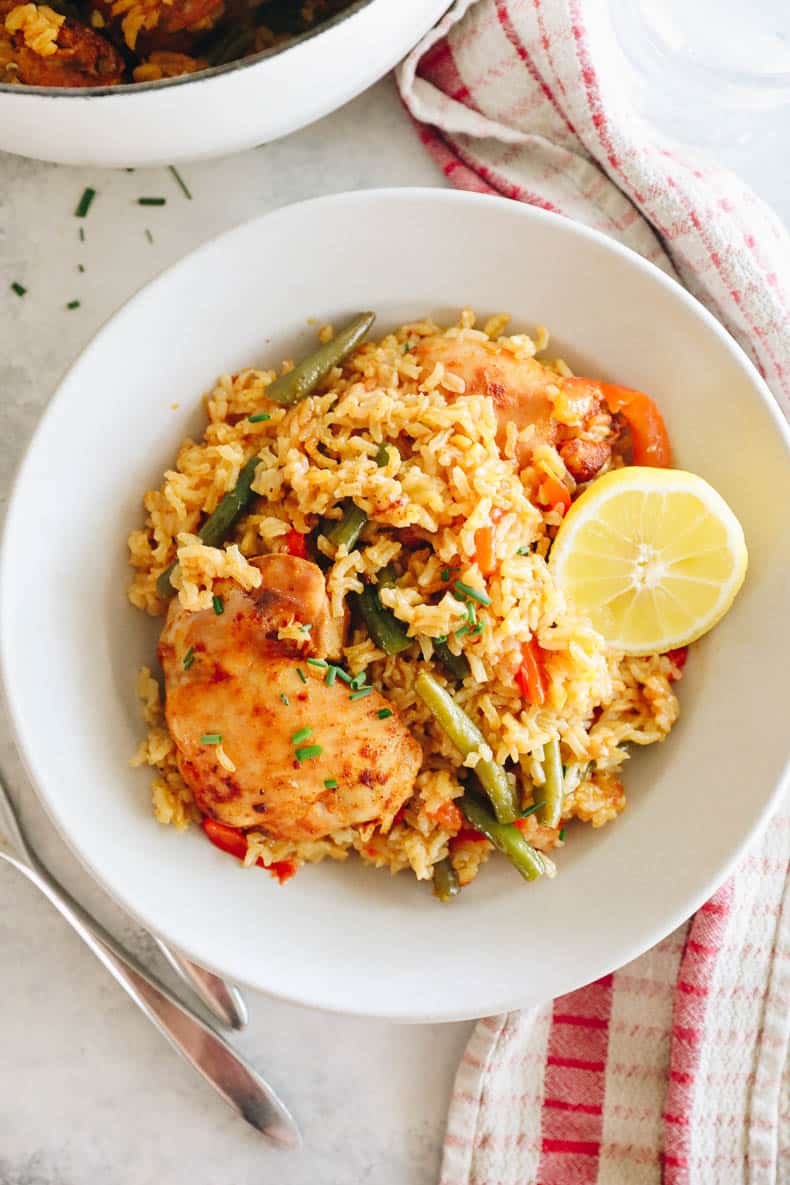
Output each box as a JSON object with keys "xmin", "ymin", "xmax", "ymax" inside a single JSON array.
[{"xmin": 1, "ymin": 59, "xmax": 787, "ymax": 1185}]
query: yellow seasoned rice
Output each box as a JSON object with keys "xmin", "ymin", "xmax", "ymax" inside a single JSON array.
[{"xmin": 128, "ymin": 310, "xmax": 682, "ymax": 889}]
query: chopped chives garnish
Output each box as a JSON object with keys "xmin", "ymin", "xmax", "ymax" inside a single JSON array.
[
  {"xmin": 455, "ymin": 625, "xmax": 471, "ymax": 638},
  {"xmin": 248, "ymin": 412, "xmax": 271, "ymax": 423},
  {"xmin": 168, "ymin": 165, "xmax": 192, "ymax": 200},
  {"xmin": 300, "ymin": 623, "xmax": 312, "ymax": 633},
  {"xmin": 440, "ymin": 568, "xmax": 451, "ymax": 582},
  {"xmin": 516, "ymin": 546, "xmax": 531, "ymax": 555},
  {"xmin": 519, "ymin": 800, "xmax": 545, "ymax": 819},
  {"xmin": 325, "ymin": 666, "xmax": 337, "ymax": 686},
  {"xmin": 212, "ymin": 594, "xmax": 224, "ymax": 615},
  {"xmin": 10, "ymin": 282, "xmax": 25, "ymax": 297},
  {"xmin": 200, "ymin": 733, "xmax": 222, "ymax": 745},
  {"xmin": 435, "ymin": 635, "xmax": 447, "ymax": 643},
  {"xmin": 403, "ymin": 342, "xmax": 412, "ymax": 353},
  {"xmin": 306, "ymin": 657, "xmax": 327, "ymax": 668},
  {"xmin": 296, "ymin": 667, "xmax": 307, "ymax": 683},
  {"xmin": 182, "ymin": 646, "xmax": 195, "ymax": 669},
  {"xmin": 75, "ymin": 187, "xmax": 96, "ymax": 218},
  {"xmin": 470, "ymin": 622, "xmax": 485, "ymax": 636},
  {"xmin": 295, "ymin": 744, "xmax": 323, "ymax": 761},
  {"xmin": 559, "ymin": 828, "xmax": 567, "ymax": 841},
  {"xmin": 377, "ymin": 708, "xmax": 393, "ymax": 719},
  {"xmin": 349, "ymin": 686, "xmax": 374, "ymax": 701},
  {"xmin": 138, "ymin": 196, "xmax": 166, "ymax": 206},
  {"xmin": 291, "ymin": 727, "xmax": 313, "ymax": 745},
  {"xmin": 78, "ymin": 226, "xmax": 85, "ymax": 242},
  {"xmin": 334, "ymin": 667, "xmax": 352, "ymax": 685},
  {"xmin": 280, "ymin": 692, "xmax": 290, "ymax": 706},
  {"xmin": 454, "ymin": 580, "xmax": 491, "ymax": 606},
  {"xmin": 145, "ymin": 228, "xmax": 153, "ymax": 244},
  {"xmin": 375, "ymin": 441, "xmax": 389, "ymax": 466},
  {"xmin": 324, "ymin": 778, "xmax": 338, "ymax": 789},
  {"xmin": 66, "ymin": 300, "xmax": 80, "ymax": 310},
  {"xmin": 78, "ymin": 264, "xmax": 85, "ymax": 273},
  {"xmin": 349, "ymin": 671, "xmax": 368, "ymax": 690},
  {"xmin": 465, "ymin": 600, "xmax": 477, "ymax": 626}
]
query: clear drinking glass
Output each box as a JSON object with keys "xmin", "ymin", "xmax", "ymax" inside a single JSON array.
[{"xmin": 608, "ymin": 0, "xmax": 790, "ymax": 217}]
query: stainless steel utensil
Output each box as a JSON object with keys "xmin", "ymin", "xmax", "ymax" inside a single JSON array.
[
  {"xmin": 154, "ymin": 936, "xmax": 248, "ymax": 1031},
  {"xmin": 0, "ymin": 775, "xmax": 299, "ymax": 1148}
]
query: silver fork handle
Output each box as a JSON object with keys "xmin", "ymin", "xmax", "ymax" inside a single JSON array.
[
  {"xmin": 12, "ymin": 856, "xmax": 298, "ymax": 1147},
  {"xmin": 154, "ymin": 936, "xmax": 248, "ymax": 1031}
]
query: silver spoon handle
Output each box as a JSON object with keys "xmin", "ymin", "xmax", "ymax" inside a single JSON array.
[
  {"xmin": 154, "ymin": 936, "xmax": 248, "ymax": 1031},
  {"xmin": 13, "ymin": 856, "xmax": 298, "ymax": 1147}
]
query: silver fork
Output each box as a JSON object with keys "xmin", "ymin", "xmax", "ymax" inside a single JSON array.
[
  {"xmin": 0, "ymin": 775, "xmax": 299, "ymax": 1148},
  {"xmin": 153, "ymin": 936, "xmax": 248, "ymax": 1030}
]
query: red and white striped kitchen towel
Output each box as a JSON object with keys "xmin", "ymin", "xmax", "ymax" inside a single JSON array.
[{"xmin": 397, "ymin": 4, "xmax": 790, "ymax": 1182}]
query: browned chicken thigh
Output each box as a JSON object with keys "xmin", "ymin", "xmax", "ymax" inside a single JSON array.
[{"xmin": 159, "ymin": 554, "xmax": 421, "ymax": 841}]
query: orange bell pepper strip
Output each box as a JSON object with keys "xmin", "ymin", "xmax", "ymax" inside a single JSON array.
[
  {"xmin": 538, "ymin": 474, "xmax": 572, "ymax": 514},
  {"xmin": 560, "ymin": 377, "xmax": 671, "ymax": 468},
  {"xmin": 597, "ymin": 382, "xmax": 672, "ymax": 468},
  {"xmin": 515, "ymin": 638, "xmax": 547, "ymax": 706},
  {"xmin": 475, "ymin": 526, "xmax": 496, "ymax": 576},
  {"xmin": 202, "ymin": 818, "xmax": 297, "ymax": 883}
]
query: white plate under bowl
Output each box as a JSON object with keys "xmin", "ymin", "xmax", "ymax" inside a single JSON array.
[{"xmin": 3, "ymin": 190, "xmax": 789, "ymax": 1022}]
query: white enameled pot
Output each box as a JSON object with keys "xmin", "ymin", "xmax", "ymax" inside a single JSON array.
[{"xmin": 0, "ymin": 0, "xmax": 449, "ymax": 166}]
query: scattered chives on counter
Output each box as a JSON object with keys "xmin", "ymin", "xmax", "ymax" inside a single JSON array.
[
  {"xmin": 74, "ymin": 187, "xmax": 96, "ymax": 218},
  {"xmin": 77, "ymin": 264, "xmax": 85, "ymax": 273},
  {"xmin": 145, "ymin": 228, "xmax": 154, "ymax": 244},
  {"xmin": 10, "ymin": 282, "xmax": 25, "ymax": 297},
  {"xmin": 78, "ymin": 226, "xmax": 85, "ymax": 243},
  {"xmin": 66, "ymin": 299, "xmax": 80, "ymax": 310},
  {"xmin": 168, "ymin": 165, "xmax": 192, "ymax": 200},
  {"xmin": 138, "ymin": 196, "xmax": 166, "ymax": 206}
]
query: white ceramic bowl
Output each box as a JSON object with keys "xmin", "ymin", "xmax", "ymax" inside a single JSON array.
[
  {"xmin": 0, "ymin": 0, "xmax": 448, "ymax": 166},
  {"xmin": 3, "ymin": 189, "xmax": 789, "ymax": 1021}
]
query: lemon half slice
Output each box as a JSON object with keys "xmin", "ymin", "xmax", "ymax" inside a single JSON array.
[{"xmin": 549, "ymin": 467, "xmax": 748, "ymax": 655}]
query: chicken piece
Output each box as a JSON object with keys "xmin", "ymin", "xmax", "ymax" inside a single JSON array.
[
  {"xmin": 159, "ymin": 554, "xmax": 421, "ymax": 840},
  {"xmin": 414, "ymin": 336, "xmax": 613, "ymax": 481},
  {"xmin": 559, "ymin": 437, "xmax": 611, "ymax": 484},
  {"xmin": 91, "ymin": 0, "xmax": 223, "ymax": 51},
  {"xmin": 415, "ymin": 335, "xmax": 558, "ymax": 466},
  {"xmin": 1, "ymin": 2, "xmax": 124, "ymax": 86}
]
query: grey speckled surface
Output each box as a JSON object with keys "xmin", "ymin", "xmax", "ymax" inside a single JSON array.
[{"xmin": 0, "ymin": 77, "xmax": 471, "ymax": 1185}]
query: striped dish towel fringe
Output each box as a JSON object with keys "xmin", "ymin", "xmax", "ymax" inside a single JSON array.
[{"xmin": 397, "ymin": 3, "xmax": 790, "ymax": 1182}]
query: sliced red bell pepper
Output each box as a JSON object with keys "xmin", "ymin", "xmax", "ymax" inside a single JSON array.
[
  {"xmin": 284, "ymin": 528, "xmax": 307, "ymax": 558},
  {"xmin": 474, "ymin": 526, "xmax": 496, "ymax": 576},
  {"xmin": 665, "ymin": 646, "xmax": 689, "ymax": 680},
  {"xmin": 202, "ymin": 817, "xmax": 297, "ymax": 883},
  {"xmin": 515, "ymin": 637, "xmax": 547, "ymax": 706}
]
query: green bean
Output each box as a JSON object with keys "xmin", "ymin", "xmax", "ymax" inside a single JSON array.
[
  {"xmin": 434, "ymin": 640, "xmax": 471, "ymax": 682},
  {"xmin": 356, "ymin": 585, "xmax": 411, "ymax": 656},
  {"xmin": 265, "ymin": 312, "xmax": 375, "ymax": 406},
  {"xmin": 432, "ymin": 857, "xmax": 460, "ymax": 902},
  {"xmin": 539, "ymin": 737, "xmax": 563, "ymax": 829},
  {"xmin": 459, "ymin": 793, "xmax": 545, "ymax": 882},
  {"xmin": 375, "ymin": 564, "xmax": 398, "ymax": 588},
  {"xmin": 415, "ymin": 671, "xmax": 517, "ymax": 824},
  {"xmin": 322, "ymin": 503, "xmax": 368, "ymax": 553},
  {"xmin": 156, "ymin": 454, "xmax": 260, "ymax": 600}
]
